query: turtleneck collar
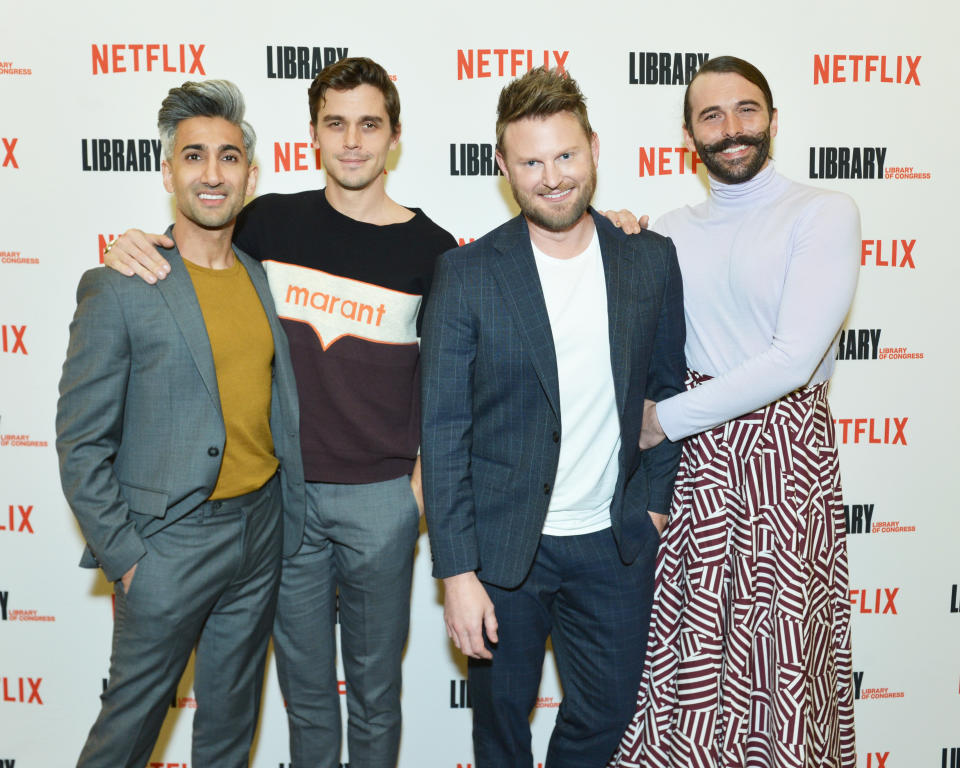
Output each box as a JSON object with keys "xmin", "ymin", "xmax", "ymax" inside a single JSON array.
[{"xmin": 708, "ymin": 162, "xmax": 786, "ymax": 210}]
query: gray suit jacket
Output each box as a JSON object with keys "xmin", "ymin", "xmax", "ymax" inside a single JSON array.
[
  {"xmin": 56, "ymin": 235, "xmax": 306, "ymax": 582},
  {"xmin": 422, "ymin": 210, "xmax": 686, "ymax": 589}
]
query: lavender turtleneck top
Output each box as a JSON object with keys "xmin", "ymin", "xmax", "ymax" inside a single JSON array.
[{"xmin": 654, "ymin": 163, "xmax": 860, "ymax": 441}]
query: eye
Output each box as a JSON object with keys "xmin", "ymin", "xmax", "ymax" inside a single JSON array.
[
  {"xmin": 559, "ymin": 152, "xmax": 571, "ymax": 160},
  {"xmin": 222, "ymin": 154, "xmax": 239, "ymax": 162},
  {"xmin": 526, "ymin": 160, "xmax": 539, "ymax": 167},
  {"xmin": 363, "ymin": 121, "xmax": 378, "ymax": 129},
  {"xmin": 185, "ymin": 152, "xmax": 201, "ymax": 161}
]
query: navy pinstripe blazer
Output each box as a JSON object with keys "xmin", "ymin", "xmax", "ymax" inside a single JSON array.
[{"xmin": 422, "ymin": 209, "xmax": 686, "ymax": 589}]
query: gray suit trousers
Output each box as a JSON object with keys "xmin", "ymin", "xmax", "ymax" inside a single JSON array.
[{"xmin": 77, "ymin": 475, "xmax": 282, "ymax": 768}]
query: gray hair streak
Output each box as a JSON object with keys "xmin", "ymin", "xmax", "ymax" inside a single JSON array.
[{"xmin": 157, "ymin": 79, "xmax": 256, "ymax": 161}]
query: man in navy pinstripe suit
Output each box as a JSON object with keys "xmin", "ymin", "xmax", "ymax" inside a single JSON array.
[{"xmin": 421, "ymin": 68, "xmax": 686, "ymax": 767}]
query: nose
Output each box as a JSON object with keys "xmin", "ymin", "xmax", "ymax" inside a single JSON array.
[
  {"xmin": 722, "ymin": 112, "xmax": 743, "ymax": 137},
  {"xmin": 201, "ymin": 154, "xmax": 223, "ymax": 186},
  {"xmin": 541, "ymin": 161, "xmax": 562, "ymax": 189},
  {"xmin": 344, "ymin": 123, "xmax": 361, "ymax": 149}
]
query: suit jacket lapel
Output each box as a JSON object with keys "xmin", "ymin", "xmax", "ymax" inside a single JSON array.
[
  {"xmin": 594, "ymin": 212, "xmax": 634, "ymax": 416},
  {"xmin": 491, "ymin": 216, "xmax": 561, "ymax": 419},
  {"xmin": 155, "ymin": 233, "xmax": 222, "ymax": 416}
]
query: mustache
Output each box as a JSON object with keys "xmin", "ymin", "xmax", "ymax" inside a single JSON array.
[{"xmin": 701, "ymin": 132, "xmax": 767, "ymax": 154}]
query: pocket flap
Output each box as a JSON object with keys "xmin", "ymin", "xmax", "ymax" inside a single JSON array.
[{"xmin": 119, "ymin": 482, "xmax": 169, "ymax": 518}]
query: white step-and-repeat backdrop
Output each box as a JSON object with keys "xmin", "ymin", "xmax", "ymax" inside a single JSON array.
[{"xmin": 2, "ymin": 1, "xmax": 957, "ymax": 766}]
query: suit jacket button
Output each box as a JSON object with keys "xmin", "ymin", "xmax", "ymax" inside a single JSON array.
[
  {"xmin": 543, "ymin": 483, "xmax": 551, "ymax": 495},
  {"xmin": 208, "ymin": 446, "xmax": 220, "ymax": 457},
  {"xmin": 552, "ymin": 431, "xmax": 560, "ymax": 443}
]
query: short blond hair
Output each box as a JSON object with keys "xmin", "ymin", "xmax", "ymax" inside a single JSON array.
[{"xmin": 495, "ymin": 67, "xmax": 592, "ymax": 156}]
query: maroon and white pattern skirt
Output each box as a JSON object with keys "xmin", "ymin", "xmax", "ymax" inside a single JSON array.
[{"xmin": 612, "ymin": 371, "xmax": 856, "ymax": 768}]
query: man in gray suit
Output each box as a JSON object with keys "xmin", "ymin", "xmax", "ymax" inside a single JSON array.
[
  {"xmin": 56, "ymin": 80, "xmax": 305, "ymax": 768},
  {"xmin": 421, "ymin": 68, "xmax": 686, "ymax": 766}
]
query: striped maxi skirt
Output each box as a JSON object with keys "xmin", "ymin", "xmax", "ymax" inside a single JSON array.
[{"xmin": 612, "ymin": 371, "xmax": 856, "ymax": 768}]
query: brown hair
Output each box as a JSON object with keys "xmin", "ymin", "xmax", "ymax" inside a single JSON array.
[
  {"xmin": 683, "ymin": 56, "xmax": 774, "ymax": 131},
  {"xmin": 307, "ymin": 57, "xmax": 400, "ymax": 132},
  {"xmin": 495, "ymin": 67, "xmax": 592, "ymax": 156}
]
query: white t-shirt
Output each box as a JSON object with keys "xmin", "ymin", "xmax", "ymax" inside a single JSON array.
[{"xmin": 531, "ymin": 229, "xmax": 620, "ymax": 536}]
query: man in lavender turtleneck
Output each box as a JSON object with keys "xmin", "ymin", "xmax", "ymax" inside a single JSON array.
[{"xmin": 613, "ymin": 57, "xmax": 860, "ymax": 768}]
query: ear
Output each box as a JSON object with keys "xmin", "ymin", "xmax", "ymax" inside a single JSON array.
[
  {"xmin": 495, "ymin": 149, "xmax": 510, "ymax": 181},
  {"xmin": 309, "ymin": 121, "xmax": 319, "ymax": 148},
  {"xmin": 682, "ymin": 123, "xmax": 697, "ymax": 154},
  {"xmin": 590, "ymin": 132, "xmax": 599, "ymax": 167},
  {"xmin": 161, "ymin": 159, "xmax": 174, "ymax": 194},
  {"xmin": 245, "ymin": 163, "xmax": 259, "ymax": 198},
  {"xmin": 389, "ymin": 122, "xmax": 402, "ymax": 151},
  {"xmin": 769, "ymin": 108, "xmax": 779, "ymax": 139}
]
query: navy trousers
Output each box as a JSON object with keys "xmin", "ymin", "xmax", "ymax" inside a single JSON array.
[{"xmin": 470, "ymin": 527, "xmax": 656, "ymax": 768}]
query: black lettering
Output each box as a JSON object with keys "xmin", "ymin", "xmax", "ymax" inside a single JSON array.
[
  {"xmin": 297, "ymin": 47, "xmax": 309, "ymax": 80},
  {"xmin": 267, "ymin": 46, "xmax": 277, "ymax": 78},
  {"xmin": 312, "ymin": 47, "xmax": 323, "ymax": 78},
  {"xmin": 862, "ymin": 147, "xmax": 875, "ymax": 178},
  {"xmin": 838, "ymin": 147, "xmax": 850, "ymax": 179},
  {"xmin": 629, "ymin": 53, "xmax": 639, "ymax": 84},
  {"xmin": 82, "ymin": 139, "xmax": 92, "ymax": 171},
  {"xmin": 0, "ymin": 591, "xmax": 7, "ymax": 620},
  {"xmin": 684, "ymin": 53, "xmax": 697, "ymax": 83},
  {"xmin": 646, "ymin": 52, "xmax": 657, "ymax": 85},
  {"xmin": 659, "ymin": 52, "xmax": 670, "ymax": 84},
  {"xmin": 449, "ymin": 144, "xmax": 460, "ymax": 175},
  {"xmin": 951, "ymin": 584, "xmax": 959, "ymax": 613},
  {"xmin": 98, "ymin": 139, "xmax": 111, "ymax": 172},
  {"xmin": 875, "ymin": 147, "xmax": 886, "ymax": 177},
  {"xmin": 324, "ymin": 46, "xmax": 337, "ymax": 68},
  {"xmin": 852, "ymin": 671, "xmax": 863, "ymax": 699},
  {"xmin": 112, "ymin": 139, "xmax": 123, "ymax": 172},
  {"xmin": 283, "ymin": 47, "xmax": 296, "ymax": 78},
  {"xmin": 869, "ymin": 329, "xmax": 880, "ymax": 359},
  {"xmin": 467, "ymin": 143, "xmax": 479, "ymax": 175},
  {"xmin": 138, "ymin": 139, "xmax": 150, "ymax": 170}
]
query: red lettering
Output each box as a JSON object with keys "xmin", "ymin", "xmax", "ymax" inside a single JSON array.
[
  {"xmin": 906, "ymin": 55, "xmax": 921, "ymax": 85},
  {"xmin": 552, "ymin": 50, "xmax": 568, "ymax": 74},
  {"xmin": 457, "ymin": 50, "xmax": 472, "ymax": 80},
  {"xmin": 2, "ymin": 137, "xmax": 19, "ymax": 168},
  {"xmin": 189, "ymin": 44, "xmax": 205, "ymax": 75},
  {"xmin": 832, "ymin": 55, "xmax": 846, "ymax": 83},
  {"xmin": 477, "ymin": 49, "xmax": 490, "ymax": 78},
  {"xmin": 92, "ymin": 44, "xmax": 108, "ymax": 74},
  {"xmin": 899, "ymin": 239, "xmax": 916, "ymax": 268},
  {"xmin": 18, "ymin": 505, "xmax": 33, "ymax": 533},
  {"xmin": 111, "ymin": 45, "xmax": 125, "ymax": 73},
  {"xmin": 883, "ymin": 588, "xmax": 899, "ymax": 614},
  {"xmin": 813, "ymin": 54, "xmax": 828, "ymax": 84},
  {"xmin": 892, "ymin": 417, "xmax": 908, "ymax": 445}
]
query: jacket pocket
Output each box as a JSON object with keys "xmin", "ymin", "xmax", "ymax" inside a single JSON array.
[{"xmin": 119, "ymin": 482, "xmax": 169, "ymax": 518}]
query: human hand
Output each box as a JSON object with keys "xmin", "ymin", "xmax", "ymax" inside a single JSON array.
[
  {"xmin": 648, "ymin": 510, "xmax": 668, "ymax": 535},
  {"xmin": 104, "ymin": 229, "xmax": 173, "ymax": 283},
  {"xmin": 602, "ymin": 209, "xmax": 649, "ymax": 235},
  {"xmin": 639, "ymin": 398, "xmax": 666, "ymax": 450},
  {"xmin": 119, "ymin": 562, "xmax": 138, "ymax": 594},
  {"xmin": 410, "ymin": 457, "xmax": 424, "ymax": 517},
  {"xmin": 442, "ymin": 571, "xmax": 498, "ymax": 660}
]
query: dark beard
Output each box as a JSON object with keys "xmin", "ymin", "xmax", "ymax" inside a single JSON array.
[
  {"xmin": 695, "ymin": 131, "xmax": 770, "ymax": 184},
  {"xmin": 511, "ymin": 163, "xmax": 597, "ymax": 232}
]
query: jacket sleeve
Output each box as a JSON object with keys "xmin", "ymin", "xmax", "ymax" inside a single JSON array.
[
  {"xmin": 639, "ymin": 239, "xmax": 686, "ymax": 514},
  {"xmin": 55, "ymin": 270, "xmax": 145, "ymax": 581},
  {"xmin": 420, "ymin": 252, "xmax": 480, "ymax": 578}
]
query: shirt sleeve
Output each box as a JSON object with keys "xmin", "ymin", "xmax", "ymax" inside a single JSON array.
[{"xmin": 656, "ymin": 192, "xmax": 861, "ymax": 441}]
